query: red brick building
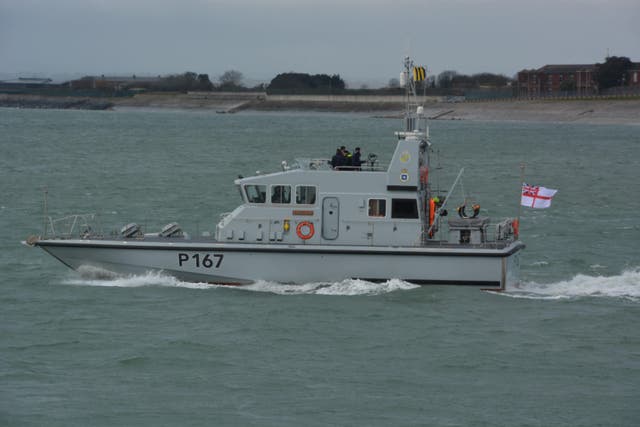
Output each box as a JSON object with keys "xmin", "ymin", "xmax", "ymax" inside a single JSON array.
[
  {"xmin": 518, "ymin": 62, "xmax": 640, "ymax": 96},
  {"xmin": 627, "ymin": 64, "xmax": 640, "ymax": 87},
  {"xmin": 517, "ymin": 64, "xmax": 596, "ymax": 96}
]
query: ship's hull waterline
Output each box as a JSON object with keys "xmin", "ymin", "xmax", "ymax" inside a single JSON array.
[{"xmin": 35, "ymin": 239, "xmax": 524, "ymax": 289}]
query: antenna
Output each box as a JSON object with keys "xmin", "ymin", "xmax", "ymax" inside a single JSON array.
[
  {"xmin": 42, "ymin": 187, "xmax": 48, "ymax": 238},
  {"xmin": 405, "ymin": 37, "xmax": 413, "ymax": 60}
]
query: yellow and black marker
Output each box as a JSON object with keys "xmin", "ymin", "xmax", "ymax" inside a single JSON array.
[{"xmin": 412, "ymin": 66, "xmax": 426, "ymax": 82}]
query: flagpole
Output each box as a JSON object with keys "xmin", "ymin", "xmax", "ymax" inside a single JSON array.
[{"xmin": 515, "ymin": 163, "xmax": 525, "ymax": 238}]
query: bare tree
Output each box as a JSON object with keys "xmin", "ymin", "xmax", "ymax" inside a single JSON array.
[
  {"xmin": 219, "ymin": 70, "xmax": 244, "ymax": 88},
  {"xmin": 388, "ymin": 78, "xmax": 400, "ymax": 88},
  {"xmin": 437, "ymin": 70, "xmax": 458, "ymax": 88}
]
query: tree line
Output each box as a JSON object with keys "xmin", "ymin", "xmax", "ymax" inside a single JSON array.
[
  {"xmin": 138, "ymin": 71, "xmax": 349, "ymax": 94},
  {"xmin": 71, "ymin": 55, "xmax": 636, "ymax": 95},
  {"xmin": 595, "ymin": 56, "xmax": 635, "ymax": 90},
  {"xmin": 69, "ymin": 69, "xmax": 503, "ymax": 95},
  {"xmin": 268, "ymin": 73, "xmax": 345, "ymax": 94}
]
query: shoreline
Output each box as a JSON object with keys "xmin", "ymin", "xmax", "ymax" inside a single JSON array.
[{"xmin": 1, "ymin": 93, "xmax": 638, "ymax": 125}]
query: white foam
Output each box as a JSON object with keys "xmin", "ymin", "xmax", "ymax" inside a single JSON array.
[
  {"xmin": 65, "ymin": 267, "xmax": 640, "ymax": 301},
  {"xmin": 62, "ymin": 269, "xmax": 419, "ymax": 296},
  {"xmin": 503, "ymin": 268, "xmax": 640, "ymax": 301},
  {"xmin": 242, "ymin": 278, "xmax": 419, "ymax": 296},
  {"xmin": 530, "ymin": 260, "xmax": 549, "ymax": 267},
  {"xmin": 64, "ymin": 268, "xmax": 214, "ymax": 290}
]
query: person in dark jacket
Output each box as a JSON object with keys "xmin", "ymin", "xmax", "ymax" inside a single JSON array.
[
  {"xmin": 352, "ymin": 147, "xmax": 362, "ymax": 170},
  {"xmin": 331, "ymin": 148, "xmax": 345, "ymax": 169}
]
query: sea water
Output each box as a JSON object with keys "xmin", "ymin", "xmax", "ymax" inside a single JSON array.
[{"xmin": 1, "ymin": 108, "xmax": 639, "ymax": 426}]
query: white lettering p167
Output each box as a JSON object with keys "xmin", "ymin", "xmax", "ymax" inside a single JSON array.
[{"xmin": 178, "ymin": 253, "xmax": 223, "ymax": 268}]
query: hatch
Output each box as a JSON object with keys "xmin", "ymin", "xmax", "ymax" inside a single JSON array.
[{"xmin": 322, "ymin": 197, "xmax": 339, "ymax": 240}]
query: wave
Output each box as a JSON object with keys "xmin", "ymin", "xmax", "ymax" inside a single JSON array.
[
  {"xmin": 529, "ymin": 260, "xmax": 549, "ymax": 267},
  {"xmin": 63, "ymin": 268, "xmax": 419, "ymax": 296},
  {"xmin": 503, "ymin": 268, "xmax": 640, "ymax": 301},
  {"xmin": 64, "ymin": 267, "xmax": 212, "ymax": 290},
  {"xmin": 63, "ymin": 266, "xmax": 640, "ymax": 300},
  {"xmin": 242, "ymin": 278, "xmax": 419, "ymax": 296}
]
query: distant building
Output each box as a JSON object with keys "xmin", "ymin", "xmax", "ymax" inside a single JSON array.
[
  {"xmin": 518, "ymin": 61, "xmax": 640, "ymax": 96},
  {"xmin": 70, "ymin": 75, "xmax": 162, "ymax": 91},
  {"xmin": 0, "ymin": 77, "xmax": 54, "ymax": 89},
  {"xmin": 517, "ymin": 64, "xmax": 596, "ymax": 97},
  {"xmin": 627, "ymin": 64, "xmax": 640, "ymax": 88}
]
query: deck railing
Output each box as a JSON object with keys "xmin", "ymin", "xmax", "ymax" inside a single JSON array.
[
  {"xmin": 293, "ymin": 158, "xmax": 387, "ymax": 172},
  {"xmin": 44, "ymin": 213, "xmax": 101, "ymax": 239}
]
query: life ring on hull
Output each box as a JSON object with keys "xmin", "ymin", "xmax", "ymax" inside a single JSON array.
[
  {"xmin": 457, "ymin": 203, "xmax": 480, "ymax": 219},
  {"xmin": 296, "ymin": 221, "xmax": 315, "ymax": 240}
]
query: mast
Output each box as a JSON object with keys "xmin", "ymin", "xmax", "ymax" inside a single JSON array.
[
  {"xmin": 400, "ymin": 56, "xmax": 431, "ymax": 243},
  {"xmin": 43, "ymin": 187, "xmax": 48, "ymax": 238}
]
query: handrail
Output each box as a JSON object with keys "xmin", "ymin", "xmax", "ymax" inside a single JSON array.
[
  {"xmin": 45, "ymin": 213, "xmax": 99, "ymax": 239},
  {"xmin": 293, "ymin": 158, "xmax": 387, "ymax": 172}
]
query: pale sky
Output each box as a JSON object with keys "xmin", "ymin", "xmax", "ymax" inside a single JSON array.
[{"xmin": 1, "ymin": 0, "xmax": 639, "ymax": 87}]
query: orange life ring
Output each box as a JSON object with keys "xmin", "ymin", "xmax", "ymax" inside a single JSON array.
[
  {"xmin": 457, "ymin": 203, "xmax": 480, "ymax": 219},
  {"xmin": 296, "ymin": 221, "xmax": 315, "ymax": 240}
]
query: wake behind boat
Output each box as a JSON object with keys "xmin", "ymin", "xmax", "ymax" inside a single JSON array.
[{"xmin": 25, "ymin": 57, "xmax": 524, "ymax": 290}]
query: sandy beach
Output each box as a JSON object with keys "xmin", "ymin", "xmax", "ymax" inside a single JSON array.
[
  {"xmin": 416, "ymin": 98, "xmax": 640, "ymax": 125},
  {"xmin": 2, "ymin": 92, "xmax": 638, "ymax": 125}
]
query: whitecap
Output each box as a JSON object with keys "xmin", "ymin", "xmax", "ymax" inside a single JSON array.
[
  {"xmin": 62, "ymin": 269, "xmax": 419, "ymax": 296},
  {"xmin": 241, "ymin": 278, "xmax": 419, "ymax": 296},
  {"xmin": 530, "ymin": 261, "xmax": 549, "ymax": 267},
  {"xmin": 64, "ymin": 268, "xmax": 214, "ymax": 290},
  {"xmin": 317, "ymin": 278, "xmax": 419, "ymax": 296},
  {"xmin": 501, "ymin": 268, "xmax": 640, "ymax": 301}
]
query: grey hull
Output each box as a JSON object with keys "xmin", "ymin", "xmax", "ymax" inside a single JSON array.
[{"xmin": 36, "ymin": 239, "xmax": 524, "ymax": 289}]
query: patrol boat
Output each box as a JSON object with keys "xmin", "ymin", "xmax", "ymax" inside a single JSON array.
[{"xmin": 26, "ymin": 58, "xmax": 524, "ymax": 290}]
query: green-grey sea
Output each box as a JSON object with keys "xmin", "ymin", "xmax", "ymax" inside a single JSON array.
[{"xmin": 1, "ymin": 107, "xmax": 639, "ymax": 426}]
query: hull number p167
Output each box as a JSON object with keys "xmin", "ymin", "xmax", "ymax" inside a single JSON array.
[{"xmin": 178, "ymin": 253, "xmax": 224, "ymax": 268}]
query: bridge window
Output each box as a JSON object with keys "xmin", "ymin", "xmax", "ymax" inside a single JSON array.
[
  {"xmin": 271, "ymin": 185, "xmax": 291, "ymax": 204},
  {"xmin": 296, "ymin": 186, "xmax": 317, "ymax": 205},
  {"xmin": 391, "ymin": 199, "xmax": 419, "ymax": 219},
  {"xmin": 245, "ymin": 185, "xmax": 266, "ymax": 203},
  {"xmin": 368, "ymin": 199, "xmax": 386, "ymax": 217}
]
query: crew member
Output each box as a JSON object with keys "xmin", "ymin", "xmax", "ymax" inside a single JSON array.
[
  {"xmin": 331, "ymin": 148, "xmax": 345, "ymax": 169},
  {"xmin": 344, "ymin": 150, "xmax": 353, "ymax": 168},
  {"xmin": 353, "ymin": 147, "xmax": 362, "ymax": 170}
]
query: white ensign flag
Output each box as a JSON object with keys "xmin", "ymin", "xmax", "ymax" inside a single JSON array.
[{"xmin": 521, "ymin": 184, "xmax": 557, "ymax": 209}]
